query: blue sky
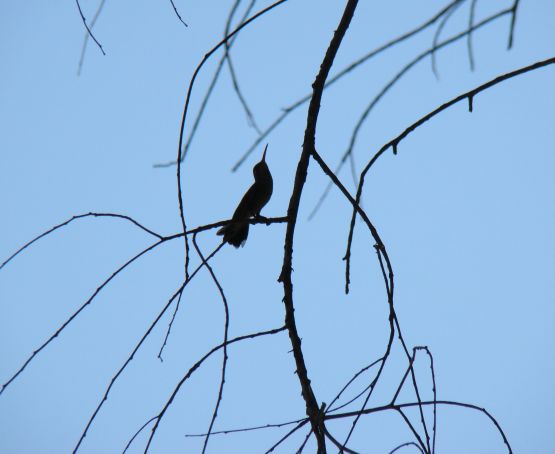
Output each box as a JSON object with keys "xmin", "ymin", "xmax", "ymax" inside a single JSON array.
[{"xmin": 1, "ymin": 1, "xmax": 554, "ymax": 453}]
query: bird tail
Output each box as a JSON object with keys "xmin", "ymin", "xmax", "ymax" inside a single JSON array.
[{"xmin": 217, "ymin": 220, "xmax": 249, "ymax": 248}]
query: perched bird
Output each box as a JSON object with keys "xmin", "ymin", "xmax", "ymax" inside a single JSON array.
[{"xmin": 217, "ymin": 144, "xmax": 273, "ymax": 247}]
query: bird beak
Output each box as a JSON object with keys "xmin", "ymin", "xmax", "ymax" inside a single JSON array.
[{"xmin": 261, "ymin": 144, "xmax": 268, "ymax": 162}]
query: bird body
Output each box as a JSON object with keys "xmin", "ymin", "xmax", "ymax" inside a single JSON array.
[{"xmin": 217, "ymin": 145, "xmax": 273, "ymax": 247}]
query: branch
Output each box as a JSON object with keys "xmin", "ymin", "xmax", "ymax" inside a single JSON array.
[
  {"xmin": 77, "ymin": 0, "xmax": 107, "ymax": 75},
  {"xmin": 277, "ymin": 2, "xmax": 359, "ymax": 452},
  {"xmin": 73, "ymin": 243, "xmax": 224, "ymax": 453},
  {"xmin": 168, "ymin": 0, "xmax": 188, "ymax": 27},
  {"xmin": 192, "ymin": 235, "xmax": 230, "ymax": 454},
  {"xmin": 233, "ymin": 0, "xmax": 463, "ymax": 171},
  {"xmin": 345, "ymin": 55, "xmax": 555, "ymax": 293},
  {"xmin": 143, "ymin": 326, "xmax": 287, "ymax": 452},
  {"xmin": 173, "ymin": 0, "xmax": 288, "ymax": 280},
  {"xmin": 326, "ymin": 400, "xmax": 513, "ymax": 453},
  {"xmin": 1, "ymin": 212, "xmax": 162, "ymax": 271},
  {"xmin": 74, "ymin": 0, "xmax": 105, "ymax": 55},
  {"xmin": 154, "ymin": 0, "xmax": 259, "ymax": 167}
]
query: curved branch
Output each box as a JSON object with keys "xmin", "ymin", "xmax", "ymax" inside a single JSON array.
[
  {"xmin": 326, "ymin": 400, "xmax": 513, "ymax": 453},
  {"xmin": 74, "ymin": 0, "xmax": 105, "ymax": 55},
  {"xmin": 345, "ymin": 55, "xmax": 555, "ymax": 294},
  {"xmin": 172, "ymin": 0, "xmax": 288, "ymax": 281},
  {"xmin": 143, "ymin": 325, "xmax": 286, "ymax": 452},
  {"xmin": 233, "ymin": 0, "xmax": 463, "ymax": 171},
  {"xmin": 1, "ymin": 212, "xmax": 162, "ymax": 271}
]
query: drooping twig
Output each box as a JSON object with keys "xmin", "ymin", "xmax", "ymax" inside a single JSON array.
[
  {"xmin": 389, "ymin": 441, "xmax": 424, "ymax": 454},
  {"xmin": 265, "ymin": 419, "xmax": 310, "ymax": 453},
  {"xmin": 309, "ymin": 150, "xmax": 428, "ymax": 449},
  {"xmin": 396, "ymin": 409, "xmax": 428, "ymax": 453},
  {"xmin": 326, "ymin": 358, "xmax": 383, "ymax": 412},
  {"xmin": 77, "ymin": 0, "xmax": 107, "ymax": 75},
  {"xmin": 154, "ymin": 0, "xmax": 258, "ymax": 168},
  {"xmin": 1, "ymin": 239, "xmax": 164, "ymax": 397},
  {"xmin": 157, "ymin": 287, "xmax": 185, "ymax": 361},
  {"xmin": 233, "ymin": 0, "xmax": 463, "ymax": 172},
  {"xmin": 192, "ymin": 234, "xmax": 230, "ymax": 454},
  {"xmin": 467, "ymin": 0, "xmax": 478, "ymax": 71},
  {"xmin": 277, "ymin": 2, "xmax": 360, "ymax": 452},
  {"xmin": 325, "ymin": 400, "xmax": 513, "ymax": 453},
  {"xmin": 143, "ymin": 325, "xmax": 287, "ymax": 452},
  {"xmin": 224, "ymin": 1, "xmax": 262, "ymax": 134},
  {"xmin": 174, "ymin": 0, "xmax": 288, "ymax": 283},
  {"xmin": 507, "ymin": 0, "xmax": 521, "ymax": 50},
  {"xmin": 344, "ymin": 56, "xmax": 555, "ymax": 293},
  {"xmin": 122, "ymin": 417, "xmax": 157, "ymax": 453},
  {"xmin": 168, "ymin": 0, "xmax": 188, "ymax": 27},
  {"xmin": 73, "ymin": 243, "xmax": 224, "ymax": 453},
  {"xmin": 432, "ymin": 0, "xmax": 464, "ymax": 79},
  {"xmin": 295, "ymin": 428, "xmax": 313, "ymax": 453},
  {"xmin": 327, "ymin": 7, "xmax": 514, "ymax": 229},
  {"xmin": 1, "ymin": 212, "xmax": 162, "ymax": 271},
  {"xmin": 74, "ymin": 0, "xmax": 105, "ymax": 56}
]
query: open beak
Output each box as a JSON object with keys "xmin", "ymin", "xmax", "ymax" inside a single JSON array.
[{"xmin": 261, "ymin": 143, "xmax": 268, "ymax": 162}]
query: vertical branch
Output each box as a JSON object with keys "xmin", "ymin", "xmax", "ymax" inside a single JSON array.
[
  {"xmin": 192, "ymin": 234, "xmax": 230, "ymax": 454},
  {"xmin": 467, "ymin": 0, "xmax": 478, "ymax": 71},
  {"xmin": 277, "ymin": 1, "xmax": 359, "ymax": 452},
  {"xmin": 507, "ymin": 0, "xmax": 521, "ymax": 49}
]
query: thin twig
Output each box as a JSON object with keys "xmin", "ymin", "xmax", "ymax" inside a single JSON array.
[
  {"xmin": 168, "ymin": 0, "xmax": 188, "ymax": 27},
  {"xmin": 192, "ymin": 234, "xmax": 230, "ymax": 454},
  {"xmin": 1, "ymin": 212, "xmax": 162, "ymax": 271},
  {"xmin": 1, "ymin": 239, "xmax": 163, "ymax": 397},
  {"xmin": 77, "ymin": 0, "xmax": 107, "ymax": 75},
  {"xmin": 396, "ymin": 409, "xmax": 428, "ymax": 454},
  {"xmin": 74, "ymin": 0, "xmax": 105, "ymax": 55},
  {"xmin": 467, "ymin": 0, "xmax": 478, "ymax": 71},
  {"xmin": 344, "ymin": 53, "xmax": 555, "ymax": 295},
  {"xmin": 265, "ymin": 420, "xmax": 310, "ymax": 453},
  {"xmin": 73, "ymin": 243, "xmax": 224, "ymax": 453},
  {"xmin": 389, "ymin": 441, "xmax": 424, "ymax": 454},
  {"xmin": 174, "ymin": 0, "xmax": 288, "ymax": 283},
  {"xmin": 143, "ymin": 325, "xmax": 287, "ymax": 452},
  {"xmin": 157, "ymin": 287, "xmax": 185, "ymax": 361},
  {"xmin": 233, "ymin": 0, "xmax": 463, "ymax": 172},
  {"xmin": 432, "ymin": 0, "xmax": 464, "ymax": 79},
  {"xmin": 122, "ymin": 417, "xmax": 157, "ymax": 453},
  {"xmin": 310, "ymin": 5, "xmax": 511, "ymax": 221},
  {"xmin": 185, "ymin": 417, "xmax": 306, "ymax": 437},
  {"xmin": 326, "ymin": 400, "xmax": 513, "ymax": 453},
  {"xmin": 507, "ymin": 0, "xmax": 521, "ymax": 50}
]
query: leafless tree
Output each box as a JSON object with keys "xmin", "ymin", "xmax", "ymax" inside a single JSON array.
[{"xmin": 2, "ymin": 1, "xmax": 553, "ymax": 452}]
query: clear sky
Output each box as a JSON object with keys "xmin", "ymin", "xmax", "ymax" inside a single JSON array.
[{"xmin": 1, "ymin": 1, "xmax": 554, "ymax": 453}]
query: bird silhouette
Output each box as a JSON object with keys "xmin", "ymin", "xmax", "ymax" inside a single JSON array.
[{"xmin": 217, "ymin": 144, "xmax": 273, "ymax": 247}]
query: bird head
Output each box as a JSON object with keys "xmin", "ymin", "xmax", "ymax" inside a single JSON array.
[{"xmin": 252, "ymin": 144, "xmax": 269, "ymax": 179}]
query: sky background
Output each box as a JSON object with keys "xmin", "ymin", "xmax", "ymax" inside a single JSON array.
[{"xmin": 1, "ymin": 1, "xmax": 554, "ymax": 453}]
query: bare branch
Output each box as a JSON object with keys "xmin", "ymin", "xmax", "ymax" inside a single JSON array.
[
  {"xmin": 143, "ymin": 325, "xmax": 287, "ymax": 452},
  {"xmin": 1, "ymin": 212, "xmax": 162, "ymax": 271},
  {"xmin": 192, "ymin": 234, "xmax": 230, "ymax": 454},
  {"xmin": 74, "ymin": 0, "xmax": 105, "ymax": 56},
  {"xmin": 73, "ymin": 243, "xmax": 224, "ymax": 453},
  {"xmin": 278, "ymin": 2, "xmax": 360, "ymax": 452},
  {"xmin": 345, "ymin": 55, "xmax": 555, "ymax": 295},
  {"xmin": 233, "ymin": 0, "xmax": 463, "ymax": 172},
  {"xmin": 168, "ymin": 0, "xmax": 188, "ymax": 27},
  {"xmin": 326, "ymin": 400, "xmax": 513, "ymax": 453},
  {"xmin": 77, "ymin": 0, "xmax": 107, "ymax": 75}
]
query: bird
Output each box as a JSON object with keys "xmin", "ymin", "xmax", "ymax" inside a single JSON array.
[{"xmin": 217, "ymin": 144, "xmax": 273, "ymax": 247}]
